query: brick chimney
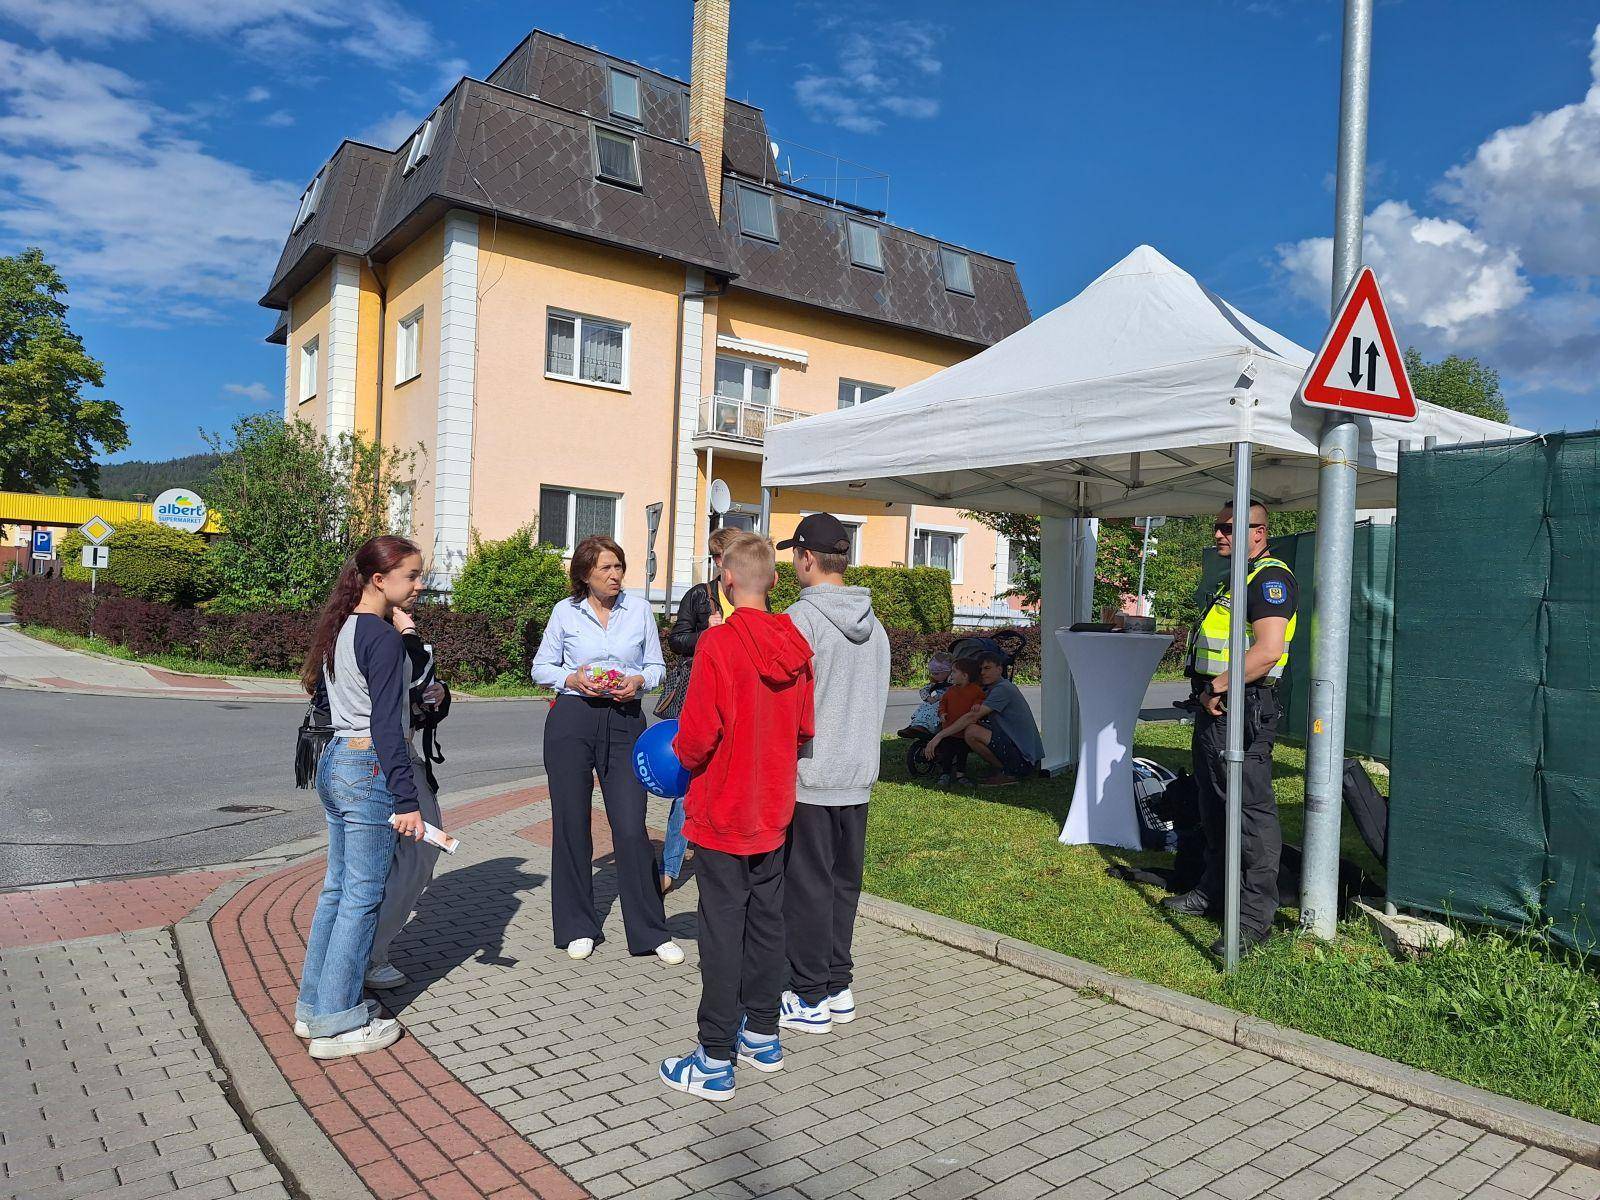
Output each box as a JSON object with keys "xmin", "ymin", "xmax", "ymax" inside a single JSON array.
[{"xmin": 688, "ymin": 0, "xmax": 730, "ymax": 214}]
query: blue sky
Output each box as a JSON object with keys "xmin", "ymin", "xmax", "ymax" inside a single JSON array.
[{"xmin": 0, "ymin": 0, "xmax": 1596, "ymax": 461}]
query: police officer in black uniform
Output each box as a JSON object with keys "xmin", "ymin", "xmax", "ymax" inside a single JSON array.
[{"xmin": 1164, "ymin": 501, "xmax": 1298, "ymax": 957}]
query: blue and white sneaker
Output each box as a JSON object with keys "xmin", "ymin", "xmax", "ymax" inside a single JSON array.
[
  {"xmin": 779, "ymin": 990, "xmax": 833, "ymax": 1034},
  {"xmin": 825, "ymin": 987, "xmax": 856, "ymax": 1024},
  {"xmin": 736, "ymin": 1019, "xmax": 784, "ymax": 1072},
  {"xmin": 659, "ymin": 1046, "xmax": 735, "ymax": 1101}
]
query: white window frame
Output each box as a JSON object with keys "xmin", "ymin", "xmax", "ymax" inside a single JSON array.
[
  {"xmin": 800, "ymin": 510, "xmax": 863, "ymax": 566},
  {"xmin": 847, "ymin": 219, "xmax": 883, "ymax": 271},
  {"xmin": 298, "ymin": 336, "xmax": 319, "ymax": 403},
  {"xmin": 293, "ymin": 170, "xmax": 324, "ymax": 232},
  {"xmin": 838, "ymin": 379, "xmax": 892, "ymax": 409},
  {"xmin": 593, "ymin": 125, "xmax": 642, "ymax": 188},
  {"xmin": 940, "ymin": 246, "xmax": 974, "ymax": 295},
  {"xmin": 713, "ymin": 353, "xmax": 779, "ymax": 407},
  {"xmin": 545, "ymin": 308, "xmax": 631, "ymax": 391},
  {"xmin": 538, "ymin": 485, "xmax": 622, "ymax": 556},
  {"xmin": 402, "ymin": 117, "xmax": 436, "ymax": 175},
  {"xmin": 608, "ymin": 67, "xmax": 642, "ymax": 123},
  {"xmin": 736, "ymin": 183, "xmax": 779, "ymax": 243},
  {"xmin": 395, "ymin": 307, "xmax": 422, "ymax": 384},
  {"xmin": 913, "ymin": 523, "xmax": 965, "ymax": 584},
  {"xmin": 387, "ymin": 482, "xmax": 414, "ymax": 537}
]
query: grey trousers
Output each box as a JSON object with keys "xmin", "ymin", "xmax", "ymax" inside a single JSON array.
[{"xmin": 370, "ymin": 748, "xmax": 442, "ymax": 968}]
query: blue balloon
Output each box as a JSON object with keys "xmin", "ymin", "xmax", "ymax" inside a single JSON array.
[{"xmin": 634, "ymin": 719, "xmax": 691, "ymax": 799}]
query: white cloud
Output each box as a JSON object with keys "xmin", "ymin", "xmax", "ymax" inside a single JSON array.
[
  {"xmin": 0, "ymin": 0, "xmax": 437, "ymax": 63},
  {"xmin": 0, "ymin": 39, "xmax": 298, "ymax": 319},
  {"xmin": 244, "ymin": 86, "xmax": 272, "ymax": 103},
  {"xmin": 356, "ymin": 109, "xmax": 424, "ymax": 149},
  {"xmin": 794, "ymin": 19, "xmax": 943, "ymax": 135},
  {"xmin": 260, "ymin": 109, "xmax": 295, "ymax": 127},
  {"xmin": 224, "ymin": 382, "xmax": 273, "ymax": 404},
  {"xmin": 1278, "ymin": 24, "xmax": 1600, "ymax": 400}
]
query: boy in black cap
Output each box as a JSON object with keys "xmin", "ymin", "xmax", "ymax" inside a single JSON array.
[{"xmin": 774, "ymin": 513, "xmax": 891, "ymax": 1033}]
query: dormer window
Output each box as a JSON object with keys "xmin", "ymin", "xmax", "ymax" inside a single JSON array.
[
  {"xmin": 848, "ymin": 219, "xmax": 883, "ymax": 271},
  {"xmin": 608, "ymin": 68, "xmax": 641, "ymax": 123},
  {"xmin": 737, "ymin": 184, "xmax": 778, "ymax": 243},
  {"xmin": 941, "ymin": 247, "xmax": 974, "ymax": 295},
  {"xmin": 292, "ymin": 169, "xmax": 324, "ymax": 233},
  {"xmin": 594, "ymin": 127, "xmax": 641, "ymax": 188},
  {"xmin": 402, "ymin": 117, "xmax": 436, "ymax": 175}
]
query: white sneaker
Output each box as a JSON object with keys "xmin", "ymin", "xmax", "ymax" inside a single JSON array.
[
  {"xmin": 779, "ymin": 990, "xmax": 833, "ymax": 1034},
  {"xmin": 826, "ymin": 987, "xmax": 857, "ymax": 1024},
  {"xmin": 566, "ymin": 938, "xmax": 595, "ymax": 960},
  {"xmin": 655, "ymin": 941, "xmax": 685, "ymax": 966},
  {"xmin": 308, "ymin": 1018, "xmax": 401, "ymax": 1060},
  {"xmin": 296, "ymin": 998, "xmax": 380, "ymax": 1038},
  {"xmin": 364, "ymin": 963, "xmax": 407, "ymax": 989}
]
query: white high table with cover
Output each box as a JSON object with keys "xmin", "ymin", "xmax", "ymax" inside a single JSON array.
[{"xmin": 1057, "ymin": 629, "xmax": 1173, "ymax": 850}]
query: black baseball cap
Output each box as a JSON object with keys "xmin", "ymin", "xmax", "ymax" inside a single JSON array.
[{"xmin": 776, "ymin": 512, "xmax": 852, "ymax": 555}]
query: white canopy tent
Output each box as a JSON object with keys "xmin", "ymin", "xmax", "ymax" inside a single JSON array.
[{"xmin": 763, "ymin": 245, "xmax": 1525, "ymax": 768}]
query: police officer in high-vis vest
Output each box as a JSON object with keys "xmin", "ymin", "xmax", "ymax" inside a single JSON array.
[{"xmin": 1164, "ymin": 500, "xmax": 1298, "ymax": 957}]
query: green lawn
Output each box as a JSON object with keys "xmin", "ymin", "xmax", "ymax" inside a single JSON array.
[
  {"xmin": 0, "ymin": 589, "xmax": 12, "ymax": 614},
  {"xmin": 864, "ymin": 727, "xmax": 1600, "ymax": 1123}
]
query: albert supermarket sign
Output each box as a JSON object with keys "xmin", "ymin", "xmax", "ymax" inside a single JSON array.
[{"xmin": 152, "ymin": 488, "xmax": 208, "ymax": 533}]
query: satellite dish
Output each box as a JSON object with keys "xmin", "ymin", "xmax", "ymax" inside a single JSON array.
[
  {"xmin": 770, "ymin": 140, "xmax": 781, "ymax": 161},
  {"xmin": 709, "ymin": 479, "xmax": 733, "ymax": 516}
]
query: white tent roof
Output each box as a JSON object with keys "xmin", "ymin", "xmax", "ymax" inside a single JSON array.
[{"xmin": 762, "ymin": 245, "xmax": 1527, "ymax": 517}]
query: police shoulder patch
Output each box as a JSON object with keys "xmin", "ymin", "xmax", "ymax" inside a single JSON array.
[{"xmin": 1262, "ymin": 581, "xmax": 1287, "ymax": 605}]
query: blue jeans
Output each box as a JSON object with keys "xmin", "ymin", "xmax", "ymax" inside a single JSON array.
[
  {"xmin": 661, "ymin": 797, "xmax": 688, "ymax": 880},
  {"xmin": 296, "ymin": 740, "xmax": 397, "ymax": 1038}
]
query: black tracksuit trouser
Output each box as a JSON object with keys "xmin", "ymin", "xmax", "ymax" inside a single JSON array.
[
  {"xmin": 693, "ymin": 843, "xmax": 785, "ymax": 1061},
  {"xmin": 784, "ymin": 801, "xmax": 868, "ymax": 1007},
  {"xmin": 1192, "ymin": 684, "xmax": 1283, "ymax": 938},
  {"xmin": 543, "ymin": 695, "xmax": 669, "ymax": 954}
]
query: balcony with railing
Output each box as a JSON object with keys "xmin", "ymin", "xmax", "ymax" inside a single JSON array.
[{"xmin": 694, "ymin": 395, "xmax": 807, "ymax": 448}]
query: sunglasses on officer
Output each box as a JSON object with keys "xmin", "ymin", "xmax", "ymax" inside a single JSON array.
[{"xmin": 1214, "ymin": 520, "xmax": 1266, "ymax": 535}]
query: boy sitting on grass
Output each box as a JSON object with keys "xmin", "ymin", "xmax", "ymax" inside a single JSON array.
[
  {"xmin": 661, "ymin": 533, "xmax": 815, "ymax": 1101},
  {"xmin": 919, "ymin": 657, "xmax": 985, "ymax": 786}
]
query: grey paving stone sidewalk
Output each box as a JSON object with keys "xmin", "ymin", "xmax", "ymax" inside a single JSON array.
[
  {"xmin": 378, "ymin": 796, "xmax": 1600, "ymax": 1200},
  {"xmin": 0, "ymin": 929, "xmax": 290, "ymax": 1200}
]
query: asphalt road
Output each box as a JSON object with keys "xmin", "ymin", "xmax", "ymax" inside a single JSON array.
[{"xmin": 0, "ymin": 681, "xmax": 1185, "ymax": 888}]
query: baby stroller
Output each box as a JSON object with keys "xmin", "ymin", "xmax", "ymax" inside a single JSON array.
[{"xmin": 904, "ymin": 629, "xmax": 1030, "ymax": 778}]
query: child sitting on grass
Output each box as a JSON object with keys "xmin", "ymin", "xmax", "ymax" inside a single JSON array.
[
  {"xmin": 660, "ymin": 533, "xmax": 815, "ymax": 1101},
  {"xmin": 919, "ymin": 657, "xmax": 985, "ymax": 786},
  {"xmin": 898, "ymin": 653, "xmax": 951, "ymax": 738}
]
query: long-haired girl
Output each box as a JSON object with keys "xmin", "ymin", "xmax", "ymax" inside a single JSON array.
[{"xmin": 294, "ymin": 535, "xmax": 426, "ymax": 1060}]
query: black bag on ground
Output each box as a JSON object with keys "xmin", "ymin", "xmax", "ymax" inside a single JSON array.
[{"xmin": 1342, "ymin": 757, "xmax": 1389, "ymax": 866}]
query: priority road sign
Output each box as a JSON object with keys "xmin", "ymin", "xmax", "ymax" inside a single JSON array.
[
  {"xmin": 1298, "ymin": 266, "xmax": 1417, "ymax": 422},
  {"xmin": 78, "ymin": 515, "xmax": 115, "ymax": 545}
]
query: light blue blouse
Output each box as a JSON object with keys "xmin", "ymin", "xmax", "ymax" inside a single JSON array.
[{"xmin": 530, "ymin": 591, "xmax": 666, "ymax": 696}]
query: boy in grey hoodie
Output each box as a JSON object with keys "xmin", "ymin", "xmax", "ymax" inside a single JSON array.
[{"xmin": 774, "ymin": 513, "xmax": 891, "ymax": 1033}]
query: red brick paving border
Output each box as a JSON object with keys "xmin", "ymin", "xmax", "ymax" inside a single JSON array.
[
  {"xmin": 0, "ymin": 868, "xmax": 249, "ymax": 949},
  {"xmin": 212, "ymin": 785, "xmax": 588, "ymax": 1200}
]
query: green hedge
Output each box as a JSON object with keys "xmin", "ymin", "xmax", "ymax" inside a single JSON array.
[
  {"xmin": 770, "ymin": 563, "xmax": 952, "ymax": 632},
  {"xmin": 450, "ymin": 526, "xmax": 570, "ymax": 668},
  {"xmin": 58, "ymin": 520, "xmax": 216, "ymax": 605}
]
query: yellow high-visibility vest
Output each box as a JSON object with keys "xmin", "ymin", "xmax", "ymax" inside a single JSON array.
[{"xmin": 1189, "ymin": 556, "xmax": 1297, "ymax": 679}]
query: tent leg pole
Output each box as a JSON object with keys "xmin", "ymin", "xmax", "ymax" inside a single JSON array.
[
  {"xmin": 1224, "ymin": 441, "xmax": 1252, "ymax": 972},
  {"xmin": 1302, "ymin": 0, "xmax": 1374, "ymax": 942}
]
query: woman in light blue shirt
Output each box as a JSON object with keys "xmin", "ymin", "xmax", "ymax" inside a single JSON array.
[{"xmin": 532, "ymin": 535, "xmax": 680, "ymax": 965}]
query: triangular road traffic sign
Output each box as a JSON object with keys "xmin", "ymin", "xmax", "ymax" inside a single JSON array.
[{"xmin": 1298, "ymin": 267, "xmax": 1417, "ymax": 421}]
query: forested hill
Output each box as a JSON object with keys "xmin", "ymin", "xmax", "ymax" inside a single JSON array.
[{"xmin": 82, "ymin": 454, "xmax": 222, "ymax": 501}]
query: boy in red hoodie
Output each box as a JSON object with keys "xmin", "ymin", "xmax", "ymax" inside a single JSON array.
[{"xmin": 659, "ymin": 533, "xmax": 814, "ymax": 1101}]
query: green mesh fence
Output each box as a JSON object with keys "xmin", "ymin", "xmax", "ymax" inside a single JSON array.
[
  {"xmin": 1199, "ymin": 522, "xmax": 1395, "ymax": 761},
  {"xmin": 1388, "ymin": 432, "xmax": 1600, "ymax": 952}
]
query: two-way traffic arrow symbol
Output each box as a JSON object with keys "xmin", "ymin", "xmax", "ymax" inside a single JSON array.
[{"xmin": 1346, "ymin": 337, "xmax": 1381, "ymax": 391}]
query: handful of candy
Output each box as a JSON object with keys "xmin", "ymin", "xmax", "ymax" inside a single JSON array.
[{"xmin": 581, "ymin": 663, "xmax": 628, "ymax": 693}]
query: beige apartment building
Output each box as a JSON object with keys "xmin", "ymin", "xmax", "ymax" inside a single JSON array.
[{"xmin": 261, "ymin": 1, "xmax": 1033, "ymax": 620}]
